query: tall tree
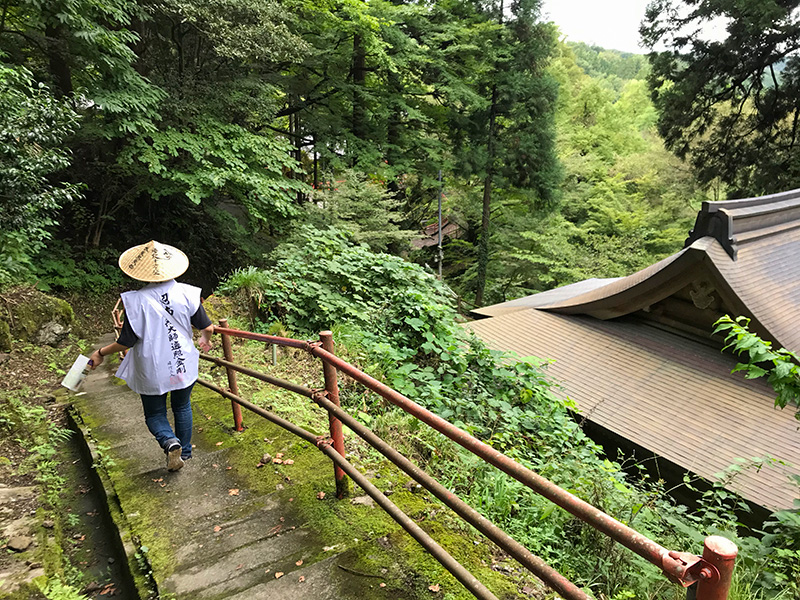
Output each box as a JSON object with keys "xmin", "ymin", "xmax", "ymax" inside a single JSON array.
[
  {"xmin": 445, "ymin": 0, "xmax": 560, "ymax": 306},
  {"xmin": 641, "ymin": 0, "xmax": 800, "ymax": 196}
]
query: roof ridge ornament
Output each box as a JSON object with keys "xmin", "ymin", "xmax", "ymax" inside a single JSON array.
[{"xmin": 684, "ymin": 188, "xmax": 800, "ymax": 260}]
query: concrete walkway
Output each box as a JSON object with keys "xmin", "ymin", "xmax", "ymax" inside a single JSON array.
[{"xmin": 72, "ymin": 334, "xmax": 414, "ymax": 600}]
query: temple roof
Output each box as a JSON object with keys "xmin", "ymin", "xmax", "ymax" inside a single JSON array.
[
  {"xmin": 468, "ymin": 188, "xmax": 800, "ymax": 510},
  {"xmin": 474, "ymin": 188, "xmax": 800, "ymax": 353}
]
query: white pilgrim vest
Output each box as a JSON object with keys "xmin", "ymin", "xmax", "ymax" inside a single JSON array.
[{"xmin": 115, "ymin": 280, "xmax": 201, "ymax": 395}]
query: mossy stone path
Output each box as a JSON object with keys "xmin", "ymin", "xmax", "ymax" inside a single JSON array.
[{"xmin": 72, "ymin": 334, "xmax": 414, "ymax": 600}]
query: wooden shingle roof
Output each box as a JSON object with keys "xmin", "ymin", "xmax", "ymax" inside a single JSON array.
[
  {"xmin": 469, "ymin": 188, "xmax": 800, "ymax": 510},
  {"xmin": 467, "ymin": 310, "xmax": 800, "ymax": 510}
]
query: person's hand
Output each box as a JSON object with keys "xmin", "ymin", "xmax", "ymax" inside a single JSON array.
[
  {"xmin": 89, "ymin": 350, "xmax": 104, "ymax": 369},
  {"xmin": 198, "ymin": 325, "xmax": 214, "ymax": 353}
]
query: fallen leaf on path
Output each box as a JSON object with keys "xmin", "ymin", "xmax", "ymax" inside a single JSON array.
[
  {"xmin": 316, "ymin": 491, "xmax": 325, "ymax": 500},
  {"xmin": 275, "ymin": 572, "xmax": 284, "ymax": 579},
  {"xmin": 295, "ymin": 560, "xmax": 303, "ymax": 566},
  {"xmin": 228, "ymin": 489, "xmax": 240, "ymax": 496},
  {"xmin": 429, "ymin": 584, "xmax": 440, "ymax": 592},
  {"xmin": 213, "ymin": 526, "xmax": 221, "ymax": 532},
  {"xmin": 236, "ymin": 564, "xmax": 243, "ymax": 569}
]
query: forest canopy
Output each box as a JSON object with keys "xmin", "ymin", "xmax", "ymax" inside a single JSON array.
[
  {"xmin": 0, "ymin": 0, "xmax": 780, "ymax": 305},
  {"xmin": 641, "ymin": 0, "xmax": 800, "ymax": 196}
]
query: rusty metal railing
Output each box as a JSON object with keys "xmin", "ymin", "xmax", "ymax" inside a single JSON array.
[{"xmin": 197, "ymin": 323, "xmax": 737, "ymax": 600}]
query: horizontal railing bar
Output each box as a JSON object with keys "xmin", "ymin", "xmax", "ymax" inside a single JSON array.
[
  {"xmin": 213, "ymin": 326, "xmax": 308, "ymax": 349},
  {"xmin": 307, "ymin": 345, "xmax": 686, "ymax": 580},
  {"xmin": 199, "ymin": 353, "xmax": 313, "ymax": 398},
  {"xmin": 310, "ymin": 392, "xmax": 589, "ymax": 600},
  {"xmin": 195, "ymin": 378, "xmax": 499, "ymax": 600}
]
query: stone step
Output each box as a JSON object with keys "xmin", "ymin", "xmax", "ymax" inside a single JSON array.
[
  {"xmin": 162, "ymin": 526, "xmax": 318, "ymax": 598},
  {"xmin": 222, "ymin": 553, "xmax": 391, "ymax": 600}
]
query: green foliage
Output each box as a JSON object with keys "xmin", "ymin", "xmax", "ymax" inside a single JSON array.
[
  {"xmin": 712, "ymin": 315, "xmax": 800, "ymax": 594},
  {"xmin": 38, "ymin": 578, "xmax": 89, "ymax": 600},
  {"xmin": 0, "ymin": 64, "xmax": 81, "ymax": 286},
  {"xmin": 219, "ymin": 229, "xmax": 793, "ymax": 598},
  {"xmin": 759, "ymin": 497, "xmax": 800, "ymax": 596},
  {"xmin": 32, "ymin": 240, "xmax": 127, "ymax": 295},
  {"xmin": 305, "ymin": 171, "xmax": 417, "ymax": 252},
  {"xmin": 641, "ymin": 0, "xmax": 800, "ymax": 196},
  {"xmin": 120, "ymin": 117, "xmax": 306, "ymax": 220},
  {"xmin": 713, "ymin": 315, "xmax": 800, "ymax": 420},
  {"xmin": 443, "ymin": 41, "xmax": 704, "ymax": 304}
]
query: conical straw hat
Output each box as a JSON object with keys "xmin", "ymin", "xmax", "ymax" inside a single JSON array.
[{"xmin": 118, "ymin": 241, "xmax": 189, "ymax": 282}]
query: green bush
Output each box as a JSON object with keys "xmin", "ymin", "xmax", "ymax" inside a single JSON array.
[
  {"xmin": 218, "ymin": 228, "xmax": 791, "ymax": 598},
  {"xmin": 0, "ymin": 64, "xmax": 81, "ymax": 288},
  {"xmin": 32, "ymin": 240, "xmax": 127, "ymax": 295}
]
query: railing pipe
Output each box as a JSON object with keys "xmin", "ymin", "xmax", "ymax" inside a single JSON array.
[
  {"xmin": 195, "ymin": 378, "xmax": 499, "ymax": 600},
  {"xmin": 319, "ymin": 331, "xmax": 348, "ymax": 498},
  {"xmin": 696, "ymin": 536, "xmax": 737, "ymax": 600},
  {"xmin": 213, "ymin": 326, "xmax": 307, "ymax": 349},
  {"xmin": 218, "ymin": 319, "xmax": 244, "ymax": 432},
  {"xmin": 199, "ymin": 353, "xmax": 313, "ymax": 398},
  {"xmin": 311, "ymin": 392, "xmax": 589, "ymax": 600},
  {"xmin": 308, "ymin": 345, "xmax": 688, "ymax": 579}
]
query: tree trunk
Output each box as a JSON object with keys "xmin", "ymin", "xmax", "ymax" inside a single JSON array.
[
  {"xmin": 351, "ymin": 33, "xmax": 367, "ymax": 148},
  {"xmin": 386, "ymin": 70, "xmax": 401, "ymax": 196},
  {"xmin": 475, "ymin": 84, "xmax": 498, "ymax": 307}
]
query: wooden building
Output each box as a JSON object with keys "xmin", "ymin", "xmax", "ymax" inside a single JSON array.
[{"xmin": 468, "ymin": 189, "xmax": 800, "ymax": 511}]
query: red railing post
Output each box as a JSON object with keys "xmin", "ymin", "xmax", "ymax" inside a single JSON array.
[
  {"xmin": 319, "ymin": 330, "xmax": 348, "ymax": 498},
  {"xmin": 219, "ymin": 319, "xmax": 244, "ymax": 432},
  {"xmin": 695, "ymin": 536, "xmax": 737, "ymax": 600}
]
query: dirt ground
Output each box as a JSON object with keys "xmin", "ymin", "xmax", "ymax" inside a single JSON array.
[{"xmin": 0, "ymin": 289, "xmax": 128, "ymax": 597}]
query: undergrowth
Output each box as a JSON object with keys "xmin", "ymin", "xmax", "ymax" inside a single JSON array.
[
  {"xmin": 0, "ymin": 387, "xmax": 90, "ymax": 598},
  {"xmin": 217, "ymin": 227, "xmax": 798, "ymax": 599}
]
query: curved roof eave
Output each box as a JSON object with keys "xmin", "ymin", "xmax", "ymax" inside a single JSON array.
[{"xmin": 542, "ymin": 238, "xmax": 715, "ymax": 319}]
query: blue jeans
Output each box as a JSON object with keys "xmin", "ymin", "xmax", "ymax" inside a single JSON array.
[{"xmin": 140, "ymin": 383, "xmax": 194, "ymax": 459}]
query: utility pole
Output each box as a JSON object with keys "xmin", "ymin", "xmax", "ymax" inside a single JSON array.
[{"xmin": 437, "ymin": 170, "xmax": 443, "ymax": 280}]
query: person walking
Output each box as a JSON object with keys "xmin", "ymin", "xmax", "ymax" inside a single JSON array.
[{"xmin": 88, "ymin": 241, "xmax": 214, "ymax": 472}]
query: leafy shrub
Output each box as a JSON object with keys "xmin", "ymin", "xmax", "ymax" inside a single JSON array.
[
  {"xmin": 219, "ymin": 229, "xmax": 790, "ymax": 598},
  {"xmin": 0, "ymin": 65, "xmax": 81, "ymax": 287},
  {"xmin": 32, "ymin": 240, "xmax": 127, "ymax": 295}
]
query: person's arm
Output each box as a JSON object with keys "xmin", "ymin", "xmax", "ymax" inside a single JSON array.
[
  {"xmin": 198, "ymin": 323, "xmax": 214, "ymax": 353},
  {"xmin": 191, "ymin": 304, "xmax": 214, "ymax": 353},
  {"xmin": 89, "ymin": 342, "xmax": 129, "ymax": 370}
]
